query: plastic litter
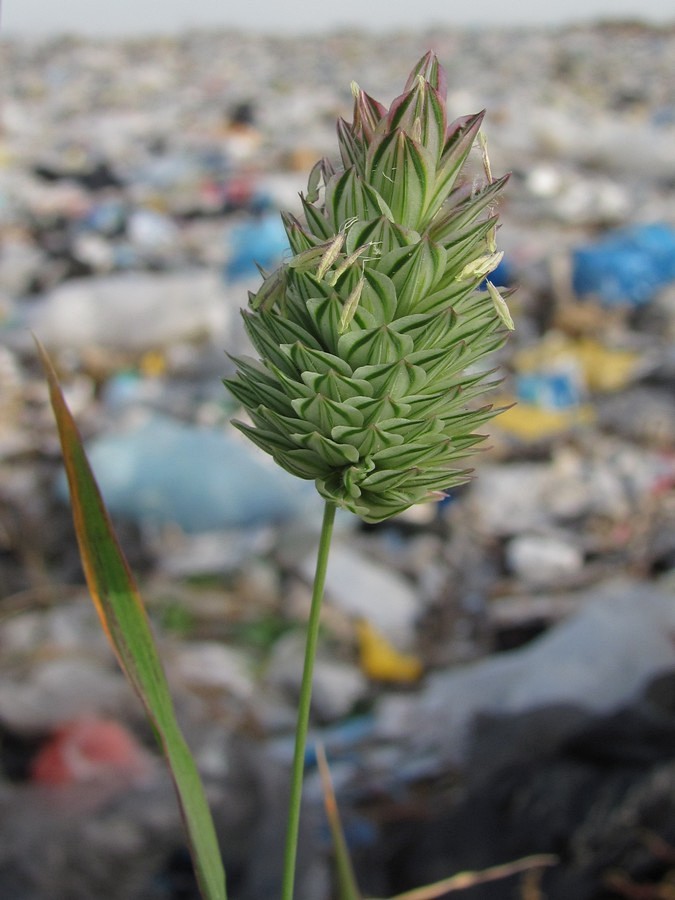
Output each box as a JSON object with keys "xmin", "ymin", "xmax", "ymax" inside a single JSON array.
[
  {"xmin": 495, "ymin": 329, "xmax": 648, "ymax": 441},
  {"xmin": 55, "ymin": 414, "xmax": 320, "ymax": 533},
  {"xmin": 223, "ymin": 209, "xmax": 290, "ymax": 282},
  {"xmin": 23, "ymin": 270, "xmax": 229, "ymax": 350},
  {"xmin": 31, "ymin": 717, "xmax": 154, "ymax": 787},
  {"xmin": 572, "ymin": 223, "xmax": 675, "ymax": 307},
  {"xmin": 2, "ymin": 27, "xmax": 675, "ymax": 899},
  {"xmin": 356, "ymin": 619, "xmax": 423, "ymax": 683},
  {"xmin": 377, "ymin": 580, "xmax": 675, "ymax": 767}
]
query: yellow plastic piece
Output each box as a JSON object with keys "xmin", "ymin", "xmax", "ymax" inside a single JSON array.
[
  {"xmin": 494, "ymin": 400, "xmax": 595, "ymax": 441},
  {"xmin": 515, "ymin": 333, "xmax": 642, "ymax": 394},
  {"xmin": 573, "ymin": 337, "xmax": 643, "ymax": 392},
  {"xmin": 356, "ymin": 619, "xmax": 423, "ymax": 683},
  {"xmin": 139, "ymin": 349, "xmax": 167, "ymax": 378}
]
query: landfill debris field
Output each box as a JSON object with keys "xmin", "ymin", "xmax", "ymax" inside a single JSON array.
[{"xmin": 2, "ymin": 21, "xmax": 675, "ymax": 900}]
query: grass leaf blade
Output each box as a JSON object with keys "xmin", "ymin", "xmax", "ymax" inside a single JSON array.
[{"xmin": 35, "ymin": 337, "xmax": 227, "ymax": 900}]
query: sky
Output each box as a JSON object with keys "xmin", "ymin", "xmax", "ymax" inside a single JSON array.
[{"xmin": 1, "ymin": 0, "xmax": 673, "ymax": 36}]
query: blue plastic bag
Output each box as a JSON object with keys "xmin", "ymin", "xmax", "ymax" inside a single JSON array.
[
  {"xmin": 572, "ymin": 223, "xmax": 675, "ymax": 307},
  {"xmin": 224, "ymin": 211, "xmax": 289, "ymax": 282}
]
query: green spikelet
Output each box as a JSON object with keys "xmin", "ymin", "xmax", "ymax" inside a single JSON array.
[{"xmin": 225, "ymin": 52, "xmax": 513, "ymax": 523}]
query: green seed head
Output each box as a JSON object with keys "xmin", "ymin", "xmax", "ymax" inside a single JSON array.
[{"xmin": 225, "ymin": 52, "xmax": 513, "ymax": 523}]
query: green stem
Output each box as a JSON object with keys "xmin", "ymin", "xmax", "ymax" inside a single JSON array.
[{"xmin": 281, "ymin": 500, "xmax": 337, "ymax": 900}]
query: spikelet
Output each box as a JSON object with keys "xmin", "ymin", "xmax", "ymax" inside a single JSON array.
[{"xmin": 225, "ymin": 53, "xmax": 513, "ymax": 523}]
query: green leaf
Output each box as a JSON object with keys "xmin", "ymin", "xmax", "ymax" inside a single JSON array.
[
  {"xmin": 379, "ymin": 238, "xmax": 446, "ymax": 317},
  {"xmin": 337, "ymin": 117, "xmax": 366, "ymax": 175},
  {"xmin": 360, "ymin": 269, "xmax": 398, "ymax": 324},
  {"xmin": 430, "ymin": 173, "xmax": 510, "ymax": 240},
  {"xmin": 352, "ymin": 358, "xmax": 428, "ymax": 397},
  {"xmin": 305, "ymin": 158, "xmax": 324, "ymax": 203},
  {"xmin": 285, "ymin": 341, "xmax": 354, "ymax": 378},
  {"xmin": 371, "ymin": 438, "xmax": 450, "ymax": 470},
  {"xmin": 291, "ymin": 393, "xmax": 364, "ymax": 432},
  {"xmin": 249, "ymin": 264, "xmax": 288, "ymax": 313},
  {"xmin": 266, "ymin": 364, "xmax": 316, "ymax": 402},
  {"xmin": 429, "ymin": 214, "xmax": 498, "ymax": 261},
  {"xmin": 225, "ymin": 355, "xmax": 309, "ymax": 417},
  {"xmin": 337, "ymin": 325, "xmax": 414, "ymax": 369},
  {"xmin": 236, "ymin": 419, "xmax": 331, "ymax": 478},
  {"xmin": 365, "ymin": 130, "xmax": 434, "ymax": 229},
  {"xmin": 365, "ymin": 128, "xmax": 399, "ymax": 194},
  {"xmin": 389, "ymin": 133, "xmax": 434, "ymax": 228},
  {"xmin": 294, "ymin": 430, "xmax": 361, "ymax": 466},
  {"xmin": 345, "ymin": 394, "xmax": 412, "ymax": 423},
  {"xmin": 258, "ymin": 310, "xmax": 323, "ymax": 351},
  {"xmin": 391, "ymin": 309, "xmax": 458, "ymax": 351},
  {"xmin": 350, "ymin": 216, "xmax": 416, "ymax": 258},
  {"xmin": 287, "ymin": 266, "xmax": 335, "ymax": 305},
  {"xmin": 301, "ymin": 196, "xmax": 334, "ymax": 241},
  {"xmin": 232, "ymin": 419, "xmax": 301, "ymax": 456},
  {"xmin": 351, "ymin": 86, "xmax": 387, "ymax": 143},
  {"xmin": 306, "ymin": 294, "xmax": 344, "ymax": 352},
  {"xmin": 315, "ymin": 473, "xmax": 371, "ymax": 517},
  {"xmin": 439, "ymin": 401, "xmax": 502, "ymax": 435},
  {"xmin": 404, "ymin": 51, "xmax": 448, "ymax": 96},
  {"xmin": 248, "ymin": 405, "xmax": 315, "ymax": 438},
  {"xmin": 36, "ymin": 338, "xmax": 227, "ymax": 900},
  {"xmin": 279, "ymin": 447, "xmax": 334, "ymax": 479},
  {"xmin": 301, "ymin": 369, "xmax": 374, "ymax": 403},
  {"xmin": 331, "ymin": 421, "xmax": 406, "ymax": 456},
  {"xmin": 224, "ymin": 371, "xmax": 294, "ymax": 418},
  {"xmin": 325, "ymin": 167, "xmax": 386, "ymax": 231},
  {"xmin": 383, "ymin": 415, "xmax": 445, "ymax": 443},
  {"xmin": 386, "ymin": 82, "xmax": 424, "ymax": 134},
  {"xmin": 359, "ymin": 466, "xmax": 417, "ymax": 492},
  {"xmin": 423, "ymin": 111, "xmax": 485, "ymax": 226},
  {"xmin": 386, "ymin": 79, "xmax": 447, "ymax": 165},
  {"xmin": 343, "ymin": 217, "xmax": 381, "ymax": 255},
  {"xmin": 243, "ymin": 313, "xmax": 301, "ymax": 377},
  {"xmin": 405, "ymin": 276, "xmax": 476, "ymax": 316},
  {"xmin": 444, "ymin": 308, "xmax": 502, "ymax": 349},
  {"xmin": 407, "ymin": 340, "xmax": 471, "ymax": 374},
  {"xmin": 281, "ymin": 212, "xmax": 321, "ymax": 255},
  {"xmin": 417, "ymin": 85, "xmax": 447, "ymax": 163}
]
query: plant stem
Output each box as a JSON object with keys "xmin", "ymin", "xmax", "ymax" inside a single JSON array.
[{"xmin": 281, "ymin": 500, "xmax": 337, "ymax": 900}]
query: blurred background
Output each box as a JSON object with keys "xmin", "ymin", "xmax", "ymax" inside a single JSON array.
[
  {"xmin": 3, "ymin": 0, "xmax": 674, "ymax": 33},
  {"xmin": 2, "ymin": 3, "xmax": 675, "ymax": 899}
]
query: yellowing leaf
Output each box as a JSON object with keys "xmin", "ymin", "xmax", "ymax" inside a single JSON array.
[
  {"xmin": 36, "ymin": 338, "xmax": 227, "ymax": 900},
  {"xmin": 316, "ymin": 744, "xmax": 362, "ymax": 900}
]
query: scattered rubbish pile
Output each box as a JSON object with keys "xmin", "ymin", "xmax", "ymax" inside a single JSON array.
[{"xmin": 2, "ymin": 22, "xmax": 675, "ymax": 900}]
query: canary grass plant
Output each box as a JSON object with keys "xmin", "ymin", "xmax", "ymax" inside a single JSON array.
[
  {"xmin": 226, "ymin": 52, "xmax": 512, "ymax": 523},
  {"xmin": 225, "ymin": 50, "xmax": 514, "ymax": 899},
  {"xmin": 40, "ymin": 52, "xmax": 539, "ymax": 900}
]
